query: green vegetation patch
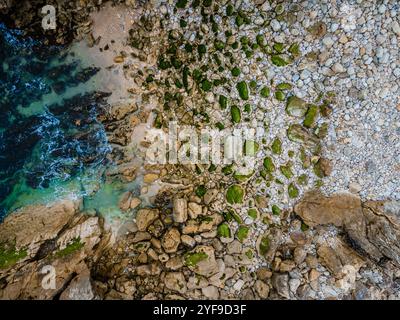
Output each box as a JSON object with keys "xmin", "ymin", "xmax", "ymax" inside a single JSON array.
[
  {"xmin": 0, "ymin": 244, "xmax": 27, "ymax": 269},
  {"xmin": 259, "ymin": 236, "xmax": 270, "ymax": 256},
  {"xmin": 263, "ymin": 156, "xmax": 275, "ymax": 173},
  {"xmin": 184, "ymin": 251, "xmax": 208, "ymax": 267},
  {"xmin": 55, "ymin": 238, "xmax": 84, "ymax": 258},
  {"xmin": 236, "ymin": 226, "xmax": 250, "ymax": 243},
  {"xmin": 226, "ymin": 185, "xmax": 245, "ymax": 204},
  {"xmin": 231, "ymin": 105, "xmax": 241, "ymax": 123},
  {"xmin": 271, "ymin": 138, "xmax": 282, "ymax": 155},
  {"xmin": 217, "ymin": 223, "xmax": 231, "ymax": 238},
  {"xmin": 236, "ymin": 81, "xmax": 249, "ymax": 100},
  {"xmin": 195, "ymin": 185, "xmax": 207, "ymax": 197}
]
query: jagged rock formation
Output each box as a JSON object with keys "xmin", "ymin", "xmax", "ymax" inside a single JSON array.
[{"xmin": 1, "ymin": 193, "xmax": 399, "ymax": 300}]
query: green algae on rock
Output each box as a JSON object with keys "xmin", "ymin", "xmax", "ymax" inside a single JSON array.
[
  {"xmin": 271, "ymin": 138, "xmax": 282, "ymax": 155},
  {"xmin": 263, "ymin": 156, "xmax": 276, "ymax": 173},
  {"xmin": 226, "ymin": 185, "xmax": 245, "ymax": 205},
  {"xmin": 55, "ymin": 238, "xmax": 85, "ymax": 258},
  {"xmin": 0, "ymin": 244, "xmax": 27, "ymax": 269},
  {"xmin": 217, "ymin": 223, "xmax": 231, "ymax": 238},
  {"xmin": 286, "ymin": 96, "xmax": 308, "ymax": 117},
  {"xmin": 272, "ymin": 204, "xmax": 281, "ymax": 216},
  {"xmin": 236, "ymin": 226, "xmax": 250, "ymax": 243},
  {"xmin": 236, "ymin": 81, "xmax": 249, "ymax": 100},
  {"xmin": 303, "ymin": 104, "xmax": 319, "ymax": 128},
  {"xmin": 231, "ymin": 105, "xmax": 241, "ymax": 123},
  {"xmin": 258, "ymin": 236, "xmax": 270, "ymax": 256},
  {"xmin": 184, "ymin": 251, "xmax": 208, "ymax": 267},
  {"xmin": 288, "ymin": 183, "xmax": 299, "ymax": 198}
]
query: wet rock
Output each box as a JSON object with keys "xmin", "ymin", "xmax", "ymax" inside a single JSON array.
[
  {"xmin": 119, "ymin": 191, "xmax": 133, "ymax": 211},
  {"xmin": 131, "ymin": 231, "xmax": 151, "ymax": 243},
  {"xmin": 143, "ymin": 173, "xmax": 159, "ymax": 184},
  {"xmin": 135, "ymin": 209, "xmax": 159, "ymax": 232}
]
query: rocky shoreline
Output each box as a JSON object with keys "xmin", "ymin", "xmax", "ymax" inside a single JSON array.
[
  {"xmin": 1, "ymin": 193, "xmax": 399, "ymax": 300},
  {"xmin": 1, "ymin": 0, "xmax": 399, "ymax": 300}
]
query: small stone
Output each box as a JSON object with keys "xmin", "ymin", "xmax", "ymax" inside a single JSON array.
[
  {"xmin": 286, "ymin": 96, "xmax": 308, "ymax": 117},
  {"xmin": 306, "ymin": 255, "xmax": 319, "ymax": 269},
  {"xmin": 339, "ymin": 34, "xmax": 348, "ymax": 44},
  {"xmin": 205, "ymin": 92, "xmax": 215, "ymax": 103},
  {"xmin": 294, "ymin": 247, "xmax": 307, "ymax": 265},
  {"xmin": 204, "ymin": 189, "xmax": 218, "ymax": 205},
  {"xmin": 227, "ymin": 240, "xmax": 242, "ymax": 254},
  {"xmin": 233, "ymin": 279, "xmax": 245, "ymax": 291},
  {"xmin": 256, "ymin": 267, "xmax": 272, "ymax": 281},
  {"xmin": 349, "ymin": 182, "xmax": 362, "ymax": 193},
  {"xmin": 181, "ymin": 235, "xmax": 196, "ymax": 248},
  {"xmin": 143, "ymin": 173, "xmax": 158, "ymax": 183},
  {"xmin": 392, "ymin": 21, "xmax": 400, "ymax": 36},
  {"xmin": 255, "ymin": 280, "xmax": 269, "ymax": 299},
  {"xmin": 173, "ymin": 198, "xmax": 188, "ymax": 223},
  {"xmin": 114, "ymin": 56, "xmax": 124, "ymax": 63},
  {"xmin": 119, "ymin": 191, "xmax": 132, "ymax": 211},
  {"xmin": 332, "ymin": 62, "xmax": 345, "ymax": 73},
  {"xmin": 135, "ymin": 209, "xmax": 159, "ymax": 231},
  {"xmin": 202, "ymin": 286, "xmax": 219, "ymax": 299},
  {"xmin": 254, "ymin": 17, "xmax": 264, "ymax": 26},
  {"xmin": 130, "ymin": 197, "xmax": 141, "ymax": 210},
  {"xmin": 322, "ymin": 36, "xmax": 334, "ymax": 48},
  {"xmin": 270, "ymin": 19, "xmax": 281, "ymax": 32},
  {"xmin": 185, "ymin": 246, "xmax": 219, "ymax": 277},
  {"xmin": 280, "ymin": 260, "xmax": 296, "ymax": 272},
  {"xmin": 272, "ymin": 273, "xmax": 290, "ymax": 299},
  {"xmin": 188, "ymin": 202, "xmax": 202, "ymax": 219},
  {"xmin": 165, "ymin": 272, "xmax": 187, "ymax": 294},
  {"xmin": 165, "ymin": 256, "xmax": 184, "ymax": 270},
  {"xmin": 289, "ymin": 279, "xmax": 301, "ymax": 293},
  {"xmin": 162, "ymin": 228, "xmax": 181, "ymax": 253},
  {"xmin": 309, "ymin": 269, "xmax": 320, "ymax": 282}
]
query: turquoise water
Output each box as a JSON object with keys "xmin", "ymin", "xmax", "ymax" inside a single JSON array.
[{"xmin": 0, "ymin": 23, "xmax": 115, "ymax": 219}]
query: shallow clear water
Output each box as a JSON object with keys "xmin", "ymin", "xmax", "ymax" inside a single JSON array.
[{"xmin": 0, "ymin": 23, "xmax": 113, "ymax": 219}]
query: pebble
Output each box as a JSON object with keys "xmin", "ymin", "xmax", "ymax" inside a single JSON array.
[{"xmin": 270, "ymin": 19, "xmax": 281, "ymax": 32}]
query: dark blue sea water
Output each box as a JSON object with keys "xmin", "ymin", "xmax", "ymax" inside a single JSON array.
[{"xmin": 0, "ymin": 23, "xmax": 111, "ymax": 219}]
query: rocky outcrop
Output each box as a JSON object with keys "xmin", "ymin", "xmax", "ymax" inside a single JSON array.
[
  {"xmin": 0, "ymin": 201, "xmax": 106, "ymax": 300},
  {"xmin": 0, "ymin": 200, "xmax": 79, "ymax": 260},
  {"xmin": 295, "ymin": 192, "xmax": 400, "ymax": 265}
]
